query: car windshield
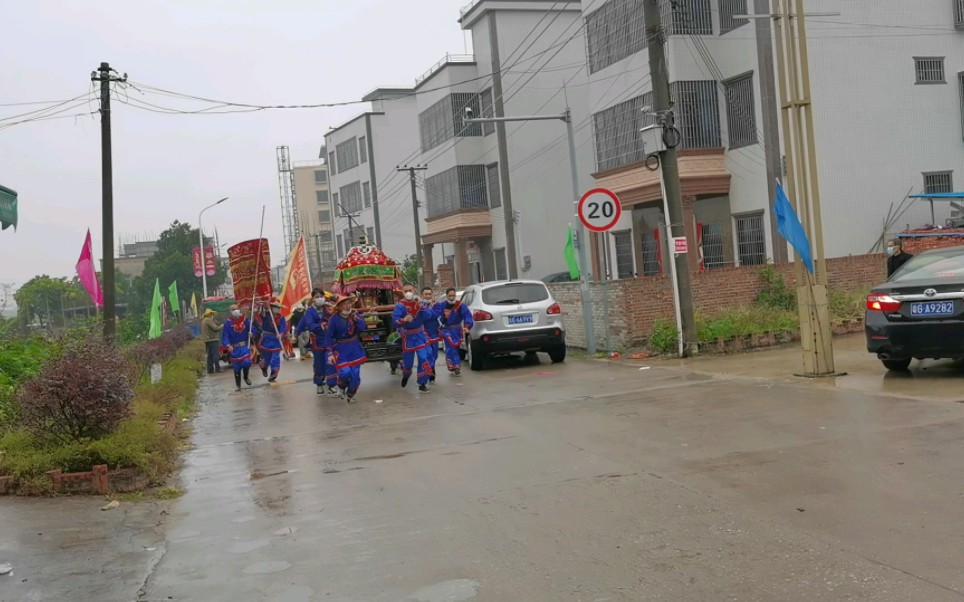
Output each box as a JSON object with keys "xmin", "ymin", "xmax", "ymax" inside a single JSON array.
[
  {"xmin": 482, "ymin": 283, "xmax": 550, "ymax": 305},
  {"xmin": 891, "ymin": 253, "xmax": 964, "ymax": 281}
]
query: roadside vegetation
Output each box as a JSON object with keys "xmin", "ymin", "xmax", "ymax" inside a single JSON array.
[{"xmin": 648, "ymin": 266, "xmax": 869, "ymax": 354}]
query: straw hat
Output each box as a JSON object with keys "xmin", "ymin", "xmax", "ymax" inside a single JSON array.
[
  {"xmin": 269, "ymin": 298, "xmax": 284, "ymax": 309},
  {"xmin": 333, "ymin": 295, "xmax": 357, "ymax": 310}
]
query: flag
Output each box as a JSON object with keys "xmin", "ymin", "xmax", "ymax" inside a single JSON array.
[
  {"xmin": 75, "ymin": 229, "xmax": 103, "ymax": 307},
  {"xmin": 564, "ymin": 225, "xmax": 581, "ymax": 280},
  {"xmin": 168, "ymin": 281, "xmax": 180, "ymax": 315},
  {"xmin": 0, "ymin": 185, "xmax": 16, "ymax": 231},
  {"xmin": 149, "ymin": 279, "xmax": 163, "ymax": 339},
  {"xmin": 190, "ymin": 292, "xmax": 198, "ymax": 319},
  {"xmin": 278, "ymin": 236, "xmax": 312, "ymax": 320},
  {"xmin": 774, "ymin": 181, "xmax": 814, "ymax": 274}
]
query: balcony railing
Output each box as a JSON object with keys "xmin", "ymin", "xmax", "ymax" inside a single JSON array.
[{"xmin": 415, "ymin": 54, "xmax": 474, "ymax": 87}]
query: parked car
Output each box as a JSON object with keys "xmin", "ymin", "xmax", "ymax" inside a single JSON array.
[
  {"xmin": 460, "ymin": 279, "xmax": 566, "ymax": 370},
  {"xmin": 542, "ymin": 271, "xmax": 576, "ymax": 284},
  {"xmin": 865, "ymin": 246, "xmax": 964, "ymax": 371}
]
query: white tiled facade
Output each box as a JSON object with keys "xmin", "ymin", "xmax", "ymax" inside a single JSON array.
[{"xmin": 292, "ymin": 158, "xmax": 337, "ymax": 283}]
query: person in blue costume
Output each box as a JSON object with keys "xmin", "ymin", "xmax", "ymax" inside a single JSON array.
[
  {"xmin": 393, "ymin": 283, "xmax": 439, "ymax": 392},
  {"xmin": 433, "ymin": 287, "xmax": 474, "ymax": 376},
  {"xmin": 324, "ymin": 295, "xmax": 368, "ymax": 403},
  {"xmin": 420, "ymin": 286, "xmax": 442, "ymax": 382},
  {"xmin": 221, "ymin": 304, "xmax": 253, "ymax": 391},
  {"xmin": 253, "ymin": 299, "xmax": 289, "ymax": 383},
  {"xmin": 296, "ymin": 288, "xmax": 339, "ymax": 396}
]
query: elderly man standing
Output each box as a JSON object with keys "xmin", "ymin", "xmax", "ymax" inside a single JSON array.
[{"xmin": 201, "ymin": 308, "xmax": 224, "ymax": 374}]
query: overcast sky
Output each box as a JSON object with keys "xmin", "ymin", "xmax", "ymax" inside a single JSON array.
[{"xmin": 0, "ymin": 0, "xmax": 468, "ymax": 294}]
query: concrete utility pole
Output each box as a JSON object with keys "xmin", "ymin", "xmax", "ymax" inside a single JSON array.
[
  {"xmin": 642, "ymin": 1, "xmax": 698, "ymax": 357},
  {"xmin": 397, "ymin": 165, "xmax": 428, "ymax": 288},
  {"xmin": 91, "ymin": 62, "xmax": 126, "ymax": 341}
]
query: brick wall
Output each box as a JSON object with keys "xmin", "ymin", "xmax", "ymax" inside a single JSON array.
[
  {"xmin": 898, "ymin": 229, "xmax": 964, "ymax": 255},
  {"xmin": 549, "ymin": 253, "xmax": 887, "ymax": 349}
]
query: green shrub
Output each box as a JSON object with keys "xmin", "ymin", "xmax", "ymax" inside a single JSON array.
[
  {"xmin": 649, "ymin": 321, "xmax": 679, "ymax": 354},
  {"xmin": 755, "ymin": 266, "xmax": 797, "ymax": 311}
]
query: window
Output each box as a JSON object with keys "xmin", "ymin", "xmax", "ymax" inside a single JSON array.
[
  {"xmin": 314, "ymin": 169, "xmax": 327, "ymax": 183},
  {"xmin": 672, "ymin": 81, "xmax": 722, "ymax": 149},
  {"xmin": 339, "ymin": 181, "xmax": 363, "ymax": 214},
  {"xmin": 332, "ymin": 192, "xmax": 340, "ymax": 215},
  {"xmin": 328, "ymin": 151, "xmax": 336, "ymax": 173},
  {"xmin": 735, "ymin": 213, "xmax": 766, "ymax": 266},
  {"xmin": 336, "ymin": 234, "xmax": 344, "ymax": 257},
  {"xmin": 725, "ymin": 73, "xmax": 757, "ymax": 149},
  {"xmin": 700, "ymin": 222, "xmax": 725, "ymax": 269},
  {"xmin": 585, "ymin": 0, "xmax": 647, "ymax": 73},
  {"xmin": 480, "ymin": 88, "xmax": 494, "ymax": 136},
  {"xmin": 316, "ymin": 190, "xmax": 329, "ymax": 205},
  {"xmin": 319, "ymin": 230, "xmax": 333, "ymax": 243},
  {"xmin": 317, "ymin": 208, "xmax": 331, "ymax": 223},
  {"xmin": 418, "ymin": 93, "xmax": 482, "ymax": 152},
  {"xmin": 956, "ymin": 0, "xmax": 964, "ymax": 29},
  {"xmin": 924, "ymin": 171, "xmax": 954, "ymax": 194},
  {"xmin": 482, "ymin": 282, "xmax": 549, "ymax": 304},
  {"xmin": 424, "ymin": 165, "xmax": 488, "ymax": 218},
  {"xmin": 641, "ymin": 230, "xmax": 661, "ymax": 276},
  {"xmin": 366, "ymin": 227, "xmax": 375, "ymax": 246},
  {"xmin": 492, "ymin": 249, "xmax": 509, "ymax": 281},
  {"xmin": 322, "ymin": 251, "xmax": 336, "ymax": 265},
  {"xmin": 915, "ymin": 57, "xmax": 945, "ymax": 84},
  {"xmin": 485, "ymin": 163, "xmax": 501, "ymax": 209},
  {"xmin": 335, "ymin": 137, "xmax": 359, "ymax": 172},
  {"xmin": 358, "ymin": 136, "xmax": 368, "ymax": 163},
  {"xmin": 362, "ymin": 182, "xmax": 372, "ymax": 209},
  {"xmin": 670, "ymin": 0, "xmax": 712, "ymax": 35},
  {"xmin": 719, "ymin": 0, "xmax": 747, "ymax": 34},
  {"xmin": 613, "ymin": 231, "xmax": 634, "ymax": 278}
]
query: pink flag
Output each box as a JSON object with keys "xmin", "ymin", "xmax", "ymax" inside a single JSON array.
[{"xmin": 76, "ymin": 229, "xmax": 103, "ymax": 307}]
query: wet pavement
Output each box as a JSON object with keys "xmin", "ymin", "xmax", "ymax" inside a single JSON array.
[{"xmin": 5, "ymin": 339, "xmax": 964, "ymax": 601}]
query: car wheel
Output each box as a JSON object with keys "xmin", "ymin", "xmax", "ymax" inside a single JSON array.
[
  {"xmin": 468, "ymin": 339, "xmax": 486, "ymax": 371},
  {"xmin": 881, "ymin": 358, "xmax": 912, "ymax": 371},
  {"xmin": 548, "ymin": 344, "xmax": 566, "ymax": 364}
]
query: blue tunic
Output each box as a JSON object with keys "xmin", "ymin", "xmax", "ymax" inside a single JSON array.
[
  {"xmin": 296, "ymin": 305, "xmax": 331, "ymax": 352},
  {"xmin": 323, "ymin": 312, "xmax": 368, "ymax": 369},
  {"xmin": 221, "ymin": 317, "xmax": 253, "ymax": 369},
  {"xmin": 392, "ymin": 301, "xmax": 438, "ymax": 352},
  {"xmin": 421, "ymin": 300, "xmax": 442, "ymax": 343},
  {"xmin": 252, "ymin": 312, "xmax": 287, "ymax": 353}
]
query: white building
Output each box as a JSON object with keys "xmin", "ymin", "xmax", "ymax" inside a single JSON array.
[{"xmin": 292, "ymin": 154, "xmax": 337, "ymax": 284}]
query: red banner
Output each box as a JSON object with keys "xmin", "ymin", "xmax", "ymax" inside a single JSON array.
[
  {"xmin": 278, "ymin": 237, "xmax": 312, "ymax": 320},
  {"xmin": 227, "ymin": 239, "xmax": 273, "ymax": 308},
  {"xmin": 192, "ymin": 247, "xmax": 203, "ymax": 277},
  {"xmin": 204, "ymin": 245, "xmax": 217, "ymax": 276}
]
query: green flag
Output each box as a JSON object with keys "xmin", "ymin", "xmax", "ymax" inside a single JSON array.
[
  {"xmin": 0, "ymin": 185, "xmax": 17, "ymax": 231},
  {"xmin": 168, "ymin": 281, "xmax": 180, "ymax": 316},
  {"xmin": 149, "ymin": 279, "xmax": 163, "ymax": 339},
  {"xmin": 564, "ymin": 225, "xmax": 580, "ymax": 280}
]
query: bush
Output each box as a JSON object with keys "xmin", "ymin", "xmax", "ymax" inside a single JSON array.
[
  {"xmin": 0, "ymin": 336, "xmax": 62, "ymax": 430},
  {"xmin": 124, "ymin": 326, "xmax": 195, "ymax": 382},
  {"xmin": 755, "ymin": 266, "xmax": 796, "ymax": 311},
  {"xmin": 649, "ymin": 320, "xmax": 679, "ymax": 354},
  {"xmin": 17, "ymin": 336, "xmax": 133, "ymax": 444}
]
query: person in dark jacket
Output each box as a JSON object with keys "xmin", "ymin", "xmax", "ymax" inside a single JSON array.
[
  {"xmin": 886, "ymin": 239, "xmax": 913, "ymax": 277},
  {"xmin": 290, "ymin": 302, "xmax": 311, "ymax": 359}
]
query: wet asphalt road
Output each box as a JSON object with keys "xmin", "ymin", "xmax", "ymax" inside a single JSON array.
[{"xmin": 5, "ymin": 340, "xmax": 964, "ymax": 601}]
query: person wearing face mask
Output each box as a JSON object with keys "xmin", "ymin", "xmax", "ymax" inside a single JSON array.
[
  {"xmin": 221, "ymin": 304, "xmax": 253, "ymax": 391},
  {"xmin": 296, "ymin": 288, "xmax": 338, "ymax": 396},
  {"xmin": 323, "ymin": 295, "xmax": 368, "ymax": 402},
  {"xmin": 420, "ymin": 286, "xmax": 441, "ymax": 382},
  {"xmin": 433, "ymin": 288, "xmax": 474, "ymax": 376},
  {"xmin": 886, "ymin": 238, "xmax": 913, "ymax": 278},
  {"xmin": 252, "ymin": 299, "xmax": 289, "ymax": 383},
  {"xmin": 393, "ymin": 284, "xmax": 439, "ymax": 392}
]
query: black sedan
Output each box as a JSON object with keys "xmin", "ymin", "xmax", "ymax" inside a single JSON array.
[{"xmin": 866, "ymin": 246, "xmax": 964, "ymax": 371}]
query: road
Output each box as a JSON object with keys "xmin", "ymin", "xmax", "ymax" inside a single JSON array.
[{"xmin": 4, "ymin": 336, "xmax": 964, "ymax": 601}]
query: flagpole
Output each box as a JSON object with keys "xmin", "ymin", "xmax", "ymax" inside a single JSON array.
[{"xmin": 246, "ymin": 206, "xmax": 267, "ymax": 351}]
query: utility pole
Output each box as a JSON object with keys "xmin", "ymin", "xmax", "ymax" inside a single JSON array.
[
  {"xmin": 91, "ymin": 62, "xmax": 126, "ymax": 341},
  {"xmin": 397, "ymin": 165, "xmax": 428, "ymax": 288},
  {"xmin": 642, "ymin": 1, "xmax": 698, "ymax": 357}
]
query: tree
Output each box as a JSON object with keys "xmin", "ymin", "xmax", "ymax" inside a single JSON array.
[
  {"xmin": 14, "ymin": 275, "xmax": 73, "ymax": 328},
  {"xmin": 399, "ymin": 254, "xmax": 419, "ymax": 287}
]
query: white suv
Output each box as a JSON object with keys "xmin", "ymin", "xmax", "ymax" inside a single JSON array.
[{"xmin": 460, "ymin": 280, "xmax": 566, "ymax": 371}]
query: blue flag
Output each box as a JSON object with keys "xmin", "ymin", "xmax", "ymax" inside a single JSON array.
[{"xmin": 774, "ymin": 181, "xmax": 814, "ymax": 274}]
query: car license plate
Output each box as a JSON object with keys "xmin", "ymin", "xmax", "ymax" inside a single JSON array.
[
  {"xmin": 508, "ymin": 314, "xmax": 534, "ymax": 325},
  {"xmin": 910, "ymin": 301, "xmax": 954, "ymax": 317}
]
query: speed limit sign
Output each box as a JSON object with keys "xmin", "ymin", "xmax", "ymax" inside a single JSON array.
[{"xmin": 577, "ymin": 188, "xmax": 622, "ymax": 232}]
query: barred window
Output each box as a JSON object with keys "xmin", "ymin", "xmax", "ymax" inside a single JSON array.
[
  {"xmin": 670, "ymin": 0, "xmax": 713, "ymax": 35},
  {"xmin": 719, "ymin": 0, "xmax": 747, "ymax": 34},
  {"xmin": 700, "ymin": 222, "xmax": 725, "ymax": 269},
  {"xmin": 585, "ymin": 0, "xmax": 647, "ymax": 73},
  {"xmin": 494, "ymin": 248, "xmax": 508, "ymax": 281},
  {"xmin": 480, "ymin": 88, "xmax": 495, "ymax": 136},
  {"xmin": 956, "ymin": 0, "xmax": 964, "ymax": 28},
  {"xmin": 725, "ymin": 72, "xmax": 757, "ymax": 149},
  {"xmin": 313, "ymin": 169, "xmax": 327, "ymax": 183},
  {"xmin": 613, "ymin": 231, "xmax": 634, "ymax": 279},
  {"xmin": 358, "ymin": 136, "xmax": 368, "ymax": 164},
  {"xmin": 316, "ymin": 190, "xmax": 328, "ymax": 205},
  {"xmin": 318, "ymin": 230, "xmax": 333, "ymax": 243},
  {"xmin": 336, "ymin": 138, "xmax": 359, "ymax": 172},
  {"xmin": 339, "ymin": 181, "xmax": 362, "ymax": 214},
  {"xmin": 424, "ymin": 165, "xmax": 488, "ymax": 218},
  {"xmin": 485, "ymin": 163, "xmax": 501, "ymax": 209},
  {"xmin": 418, "ymin": 93, "xmax": 482, "ymax": 152},
  {"xmin": 641, "ymin": 230, "xmax": 661, "ymax": 276},
  {"xmin": 924, "ymin": 171, "xmax": 954, "ymax": 194},
  {"xmin": 735, "ymin": 213, "xmax": 766, "ymax": 266},
  {"xmin": 363, "ymin": 182, "xmax": 372, "ymax": 209},
  {"xmin": 672, "ymin": 81, "xmax": 722, "ymax": 149},
  {"xmin": 915, "ymin": 57, "xmax": 945, "ymax": 84}
]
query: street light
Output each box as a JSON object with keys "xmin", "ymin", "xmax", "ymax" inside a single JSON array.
[{"xmin": 198, "ymin": 197, "xmax": 229, "ymax": 300}]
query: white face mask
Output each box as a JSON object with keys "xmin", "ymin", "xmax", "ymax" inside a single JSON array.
[
  {"xmin": 231, "ymin": 310, "xmax": 241, "ymax": 318},
  {"xmin": 314, "ymin": 298, "xmax": 325, "ymax": 307},
  {"xmin": 886, "ymin": 246, "xmax": 896, "ymax": 256},
  {"xmin": 404, "ymin": 291, "xmax": 415, "ymax": 301}
]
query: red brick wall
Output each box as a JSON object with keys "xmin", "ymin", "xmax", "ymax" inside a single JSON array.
[
  {"xmin": 549, "ymin": 254, "xmax": 887, "ymax": 349},
  {"xmin": 899, "ymin": 230, "xmax": 964, "ymax": 255}
]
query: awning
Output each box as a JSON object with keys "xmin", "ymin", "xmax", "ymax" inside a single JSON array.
[{"xmin": 909, "ymin": 192, "xmax": 964, "ymax": 199}]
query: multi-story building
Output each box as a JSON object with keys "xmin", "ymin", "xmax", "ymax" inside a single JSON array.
[
  {"xmin": 583, "ymin": 0, "xmax": 964, "ymax": 278},
  {"xmin": 325, "ymin": 88, "xmax": 420, "ymax": 264},
  {"xmin": 292, "ymin": 152, "xmax": 338, "ymax": 284}
]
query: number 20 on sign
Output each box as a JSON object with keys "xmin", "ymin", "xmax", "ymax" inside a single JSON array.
[{"xmin": 577, "ymin": 188, "xmax": 622, "ymax": 233}]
